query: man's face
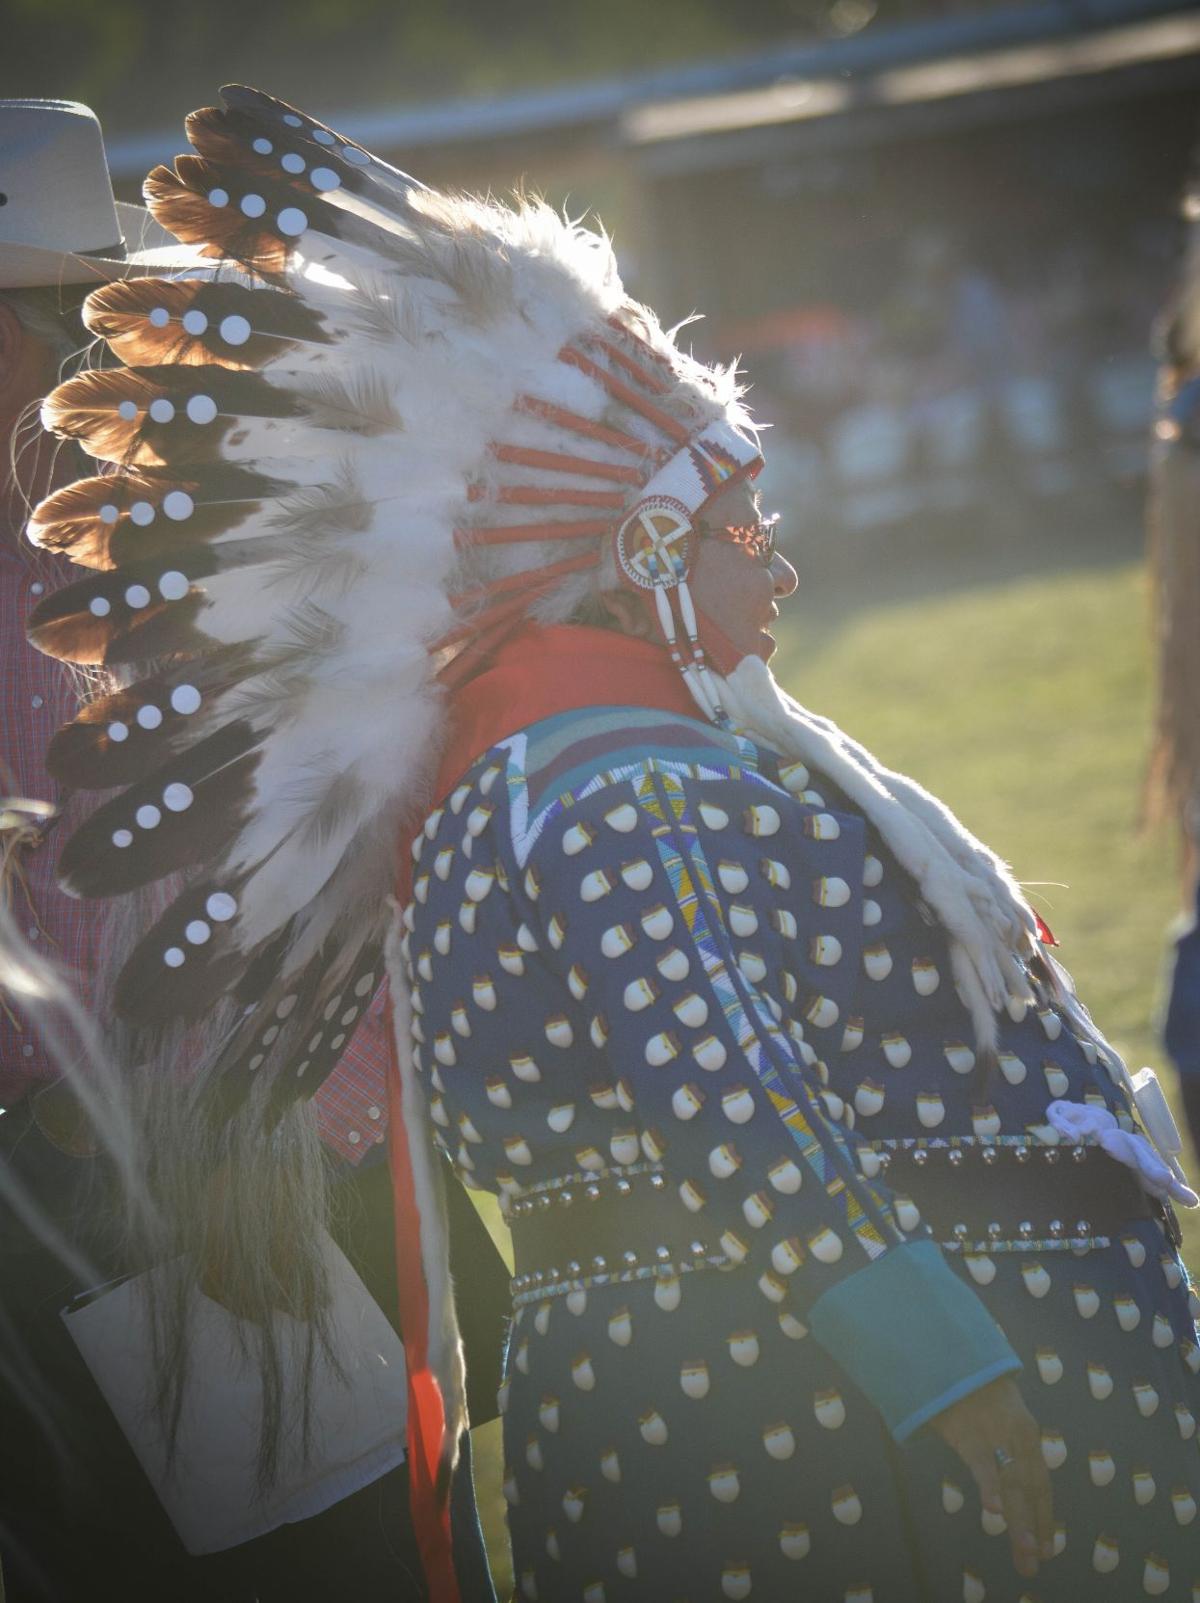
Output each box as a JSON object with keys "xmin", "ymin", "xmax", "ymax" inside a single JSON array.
[
  {"xmin": 0, "ymin": 297, "xmax": 74, "ymax": 510},
  {"xmin": 0, "ymin": 301, "xmax": 59, "ymax": 434},
  {"xmin": 687, "ymin": 480, "xmax": 799, "ymax": 661}
]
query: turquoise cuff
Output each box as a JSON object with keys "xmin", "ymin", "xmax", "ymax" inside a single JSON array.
[{"xmin": 808, "ymin": 1239, "xmax": 1021, "ymax": 1442}]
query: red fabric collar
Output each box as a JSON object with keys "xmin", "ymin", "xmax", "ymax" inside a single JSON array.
[{"xmin": 433, "ymin": 622, "xmax": 698, "ymax": 802}]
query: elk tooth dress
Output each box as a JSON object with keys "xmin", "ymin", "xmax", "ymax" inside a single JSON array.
[{"xmin": 405, "ymin": 701, "xmax": 1200, "ymax": 1603}]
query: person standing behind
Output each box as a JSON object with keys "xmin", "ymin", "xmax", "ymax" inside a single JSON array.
[
  {"xmin": 0, "ymin": 96, "xmax": 227, "ymax": 1603},
  {"xmin": 1147, "ymin": 167, "xmax": 1200, "ymax": 1153},
  {"xmin": 1, "ymin": 97, "xmax": 197, "ymax": 1126},
  {"xmin": 0, "ymin": 99, "xmax": 503, "ymax": 1603}
]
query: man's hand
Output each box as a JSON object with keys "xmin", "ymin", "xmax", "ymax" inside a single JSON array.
[{"xmin": 929, "ymin": 1375, "xmax": 1055, "ymax": 1579}]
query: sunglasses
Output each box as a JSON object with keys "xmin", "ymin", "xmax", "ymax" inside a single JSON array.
[{"xmin": 695, "ymin": 513, "xmax": 780, "ymax": 567}]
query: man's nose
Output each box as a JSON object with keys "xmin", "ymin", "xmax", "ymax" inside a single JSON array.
[{"xmin": 770, "ymin": 552, "xmax": 799, "ymax": 598}]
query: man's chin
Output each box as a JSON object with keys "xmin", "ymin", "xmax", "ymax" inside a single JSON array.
[{"xmin": 754, "ymin": 630, "xmax": 777, "ymax": 662}]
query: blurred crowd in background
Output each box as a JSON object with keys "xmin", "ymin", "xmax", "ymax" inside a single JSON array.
[
  {"xmin": 640, "ymin": 78, "xmax": 1198, "ymax": 549},
  {"xmin": 743, "ymin": 223, "xmax": 1167, "ymax": 534}
]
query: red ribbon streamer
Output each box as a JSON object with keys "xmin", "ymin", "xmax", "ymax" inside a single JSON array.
[{"xmin": 386, "ymin": 996, "xmax": 462, "ymax": 1603}]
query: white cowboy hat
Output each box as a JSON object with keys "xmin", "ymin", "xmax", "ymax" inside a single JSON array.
[{"xmin": 0, "ymin": 99, "xmax": 199, "ymax": 290}]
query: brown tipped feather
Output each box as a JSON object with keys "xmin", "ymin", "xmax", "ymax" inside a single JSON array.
[
  {"xmin": 28, "ymin": 534, "xmax": 301, "ymax": 667},
  {"xmin": 59, "ymin": 722, "xmax": 261, "ymax": 901},
  {"xmin": 84, "ymin": 276, "xmax": 331, "ymax": 372},
  {"xmin": 167, "ymin": 152, "xmax": 365, "ymax": 263},
  {"xmin": 187, "ymin": 103, "xmax": 385, "ymax": 219},
  {"xmin": 28, "ymin": 574, "xmax": 204, "ymax": 667},
  {"xmin": 142, "ymin": 165, "xmax": 228, "ymax": 260},
  {"xmin": 84, "ymin": 277, "xmax": 220, "ymax": 367},
  {"xmin": 115, "ymin": 880, "xmax": 267, "ymax": 1026},
  {"xmin": 43, "ymin": 369, "xmax": 166, "ymax": 462},
  {"xmin": 29, "ymin": 465, "xmax": 291, "ymax": 569},
  {"xmin": 144, "ymin": 160, "xmax": 291, "ymax": 278},
  {"xmin": 27, "ymin": 473, "xmax": 137, "ymax": 567},
  {"xmin": 215, "ymin": 86, "xmax": 366, "ymax": 171},
  {"xmin": 47, "ymin": 649, "xmax": 254, "ymax": 789},
  {"xmin": 30, "ymin": 470, "xmax": 254, "ymax": 568},
  {"xmin": 183, "ymin": 105, "xmax": 286, "ymax": 171},
  {"xmin": 148, "ymin": 150, "xmax": 414, "ymax": 286},
  {"xmin": 218, "ymin": 84, "xmax": 425, "ymax": 212},
  {"xmin": 43, "ymin": 365, "xmax": 301, "ymax": 468}
]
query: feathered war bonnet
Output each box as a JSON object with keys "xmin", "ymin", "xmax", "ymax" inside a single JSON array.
[
  {"xmin": 23, "ymin": 84, "xmax": 769, "ymax": 1590},
  {"xmin": 26, "ymin": 83, "xmax": 775, "ymax": 1071}
]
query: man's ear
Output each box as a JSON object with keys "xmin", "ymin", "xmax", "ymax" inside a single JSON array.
[
  {"xmin": 597, "ymin": 589, "xmax": 655, "ymax": 640},
  {"xmin": 0, "ymin": 301, "xmax": 24, "ymax": 397}
]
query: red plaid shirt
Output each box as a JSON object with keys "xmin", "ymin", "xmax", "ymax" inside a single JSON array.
[
  {"xmin": 1, "ymin": 519, "xmax": 389, "ymax": 1161},
  {"xmin": 0, "ymin": 522, "xmax": 102, "ymax": 1104},
  {"xmin": 312, "ymin": 988, "xmax": 391, "ymax": 1166}
]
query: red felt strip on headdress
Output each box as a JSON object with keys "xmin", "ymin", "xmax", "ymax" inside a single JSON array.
[
  {"xmin": 490, "ymin": 485, "xmax": 627, "ymax": 509},
  {"xmin": 514, "ymin": 395, "xmax": 664, "ymax": 460},
  {"xmin": 490, "ymin": 443, "xmax": 646, "ymax": 486},
  {"xmin": 585, "ymin": 334, "xmax": 671, "ymax": 395},
  {"xmin": 449, "ymin": 549, "xmax": 600, "ymax": 611},
  {"xmin": 560, "ymin": 346, "xmax": 691, "ymax": 446},
  {"xmin": 455, "ymin": 517, "xmax": 615, "ymax": 547}
]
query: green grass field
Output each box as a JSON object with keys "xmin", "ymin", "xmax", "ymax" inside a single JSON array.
[{"xmin": 471, "ymin": 541, "xmax": 1196, "ymax": 1594}]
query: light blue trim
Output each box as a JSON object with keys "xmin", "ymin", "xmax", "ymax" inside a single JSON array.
[
  {"xmin": 889, "ymin": 1354, "xmax": 1021, "ymax": 1444},
  {"xmin": 808, "ymin": 1239, "xmax": 1020, "ymax": 1442}
]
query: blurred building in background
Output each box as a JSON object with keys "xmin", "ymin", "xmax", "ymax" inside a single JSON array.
[
  {"xmin": 108, "ymin": 0, "xmax": 1200, "ymax": 551},
  {"xmin": 634, "ymin": 1, "xmax": 1200, "ymax": 546}
]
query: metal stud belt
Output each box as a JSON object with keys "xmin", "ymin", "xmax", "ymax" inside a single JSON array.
[
  {"xmin": 884, "ymin": 1140, "xmax": 1163, "ymax": 1252},
  {"xmin": 507, "ymin": 1165, "xmax": 727, "ymax": 1302},
  {"xmin": 505, "ymin": 1141, "xmax": 1170, "ymax": 1309}
]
